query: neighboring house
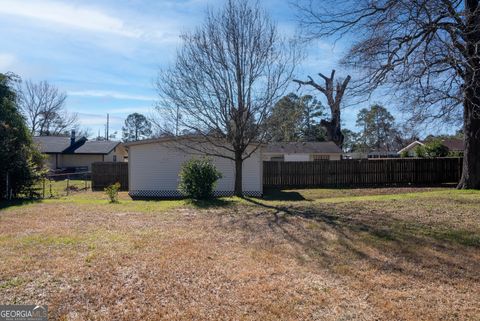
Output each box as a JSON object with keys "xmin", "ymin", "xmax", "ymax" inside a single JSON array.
[
  {"xmin": 262, "ymin": 141, "xmax": 343, "ymax": 161},
  {"xmin": 439, "ymin": 138, "xmax": 464, "ymax": 154},
  {"xmin": 397, "ymin": 141, "xmax": 425, "ymax": 157},
  {"xmin": 366, "ymin": 151, "xmax": 400, "ymax": 159},
  {"xmin": 34, "ymin": 131, "xmax": 127, "ymax": 171},
  {"xmin": 343, "ymin": 151, "xmax": 399, "ymax": 159},
  {"xmin": 125, "ymin": 137, "xmax": 263, "ymax": 198},
  {"xmin": 398, "ymin": 138, "xmax": 464, "ymax": 156}
]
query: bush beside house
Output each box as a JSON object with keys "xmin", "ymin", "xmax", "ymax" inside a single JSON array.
[{"xmin": 179, "ymin": 158, "xmax": 222, "ymax": 200}]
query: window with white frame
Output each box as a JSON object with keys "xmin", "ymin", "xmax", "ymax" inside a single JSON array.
[{"xmin": 312, "ymin": 154, "xmax": 329, "ymax": 161}]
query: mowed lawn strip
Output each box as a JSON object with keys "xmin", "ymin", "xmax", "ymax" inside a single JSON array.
[{"xmin": 0, "ymin": 188, "xmax": 479, "ymax": 320}]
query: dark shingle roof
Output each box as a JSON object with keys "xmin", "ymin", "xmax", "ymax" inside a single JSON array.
[
  {"xmin": 34, "ymin": 136, "xmax": 79, "ymax": 153},
  {"xmin": 33, "ymin": 136, "xmax": 120, "ymax": 154},
  {"xmin": 74, "ymin": 141, "xmax": 119, "ymax": 154},
  {"xmin": 264, "ymin": 141, "xmax": 342, "ymax": 154},
  {"xmin": 441, "ymin": 139, "xmax": 464, "ymax": 151}
]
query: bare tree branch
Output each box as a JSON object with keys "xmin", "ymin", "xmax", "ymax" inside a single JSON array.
[
  {"xmin": 154, "ymin": 0, "xmax": 299, "ymax": 195},
  {"xmin": 293, "ymin": 70, "xmax": 351, "ymax": 146},
  {"xmin": 295, "ymin": 0, "xmax": 480, "ymax": 188},
  {"xmin": 17, "ymin": 80, "xmax": 78, "ymax": 136}
]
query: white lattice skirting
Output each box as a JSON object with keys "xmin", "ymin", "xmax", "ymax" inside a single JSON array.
[{"xmin": 129, "ymin": 190, "xmax": 263, "ymax": 199}]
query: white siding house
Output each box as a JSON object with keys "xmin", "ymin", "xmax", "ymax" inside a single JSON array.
[{"xmin": 126, "ymin": 138, "xmax": 263, "ymax": 198}]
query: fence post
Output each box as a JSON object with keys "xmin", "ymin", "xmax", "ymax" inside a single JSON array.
[
  {"xmin": 5, "ymin": 172, "xmax": 8, "ymax": 200},
  {"xmin": 49, "ymin": 180, "xmax": 53, "ymax": 198},
  {"xmin": 6, "ymin": 172, "xmax": 10, "ymax": 200},
  {"xmin": 42, "ymin": 178, "xmax": 46, "ymax": 199},
  {"xmin": 66, "ymin": 179, "xmax": 69, "ymax": 196}
]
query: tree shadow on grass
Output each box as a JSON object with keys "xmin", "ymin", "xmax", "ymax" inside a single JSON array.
[
  {"xmin": 0, "ymin": 198, "xmax": 41, "ymax": 210},
  {"xmin": 239, "ymin": 197, "xmax": 480, "ymax": 282},
  {"xmin": 188, "ymin": 198, "xmax": 236, "ymax": 209},
  {"xmin": 262, "ymin": 189, "xmax": 306, "ymax": 201}
]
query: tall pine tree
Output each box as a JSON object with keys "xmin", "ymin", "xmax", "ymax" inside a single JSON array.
[{"xmin": 0, "ymin": 73, "xmax": 44, "ymax": 199}]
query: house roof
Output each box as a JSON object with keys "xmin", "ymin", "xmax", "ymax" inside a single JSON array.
[
  {"xmin": 397, "ymin": 138, "xmax": 464, "ymax": 154},
  {"xmin": 72, "ymin": 140, "xmax": 120, "ymax": 154},
  {"xmin": 440, "ymin": 138, "xmax": 464, "ymax": 151},
  {"xmin": 123, "ymin": 135, "xmax": 188, "ymax": 147},
  {"xmin": 264, "ymin": 141, "xmax": 342, "ymax": 154},
  {"xmin": 34, "ymin": 136, "xmax": 81, "ymax": 153},
  {"xmin": 33, "ymin": 136, "xmax": 120, "ymax": 155},
  {"xmin": 397, "ymin": 141, "xmax": 425, "ymax": 154},
  {"xmin": 123, "ymin": 135, "xmax": 266, "ymax": 147}
]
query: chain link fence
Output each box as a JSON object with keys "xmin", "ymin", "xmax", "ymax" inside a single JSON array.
[{"xmin": 35, "ymin": 172, "xmax": 91, "ymax": 198}]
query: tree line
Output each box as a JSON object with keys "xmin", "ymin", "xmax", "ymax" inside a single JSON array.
[
  {"xmin": 151, "ymin": 0, "xmax": 480, "ymax": 194},
  {"xmin": 139, "ymin": 0, "xmax": 480, "ymax": 192},
  {"xmin": 2, "ymin": 0, "xmax": 479, "ymax": 198}
]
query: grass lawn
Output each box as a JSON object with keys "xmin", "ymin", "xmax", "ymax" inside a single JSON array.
[
  {"xmin": 0, "ymin": 187, "xmax": 479, "ymax": 320},
  {"xmin": 32, "ymin": 179, "xmax": 91, "ymax": 198}
]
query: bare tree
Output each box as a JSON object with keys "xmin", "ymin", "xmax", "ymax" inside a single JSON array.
[
  {"xmin": 293, "ymin": 70, "xmax": 350, "ymax": 146},
  {"xmin": 295, "ymin": 0, "xmax": 480, "ymax": 189},
  {"xmin": 18, "ymin": 80, "xmax": 78, "ymax": 136},
  {"xmin": 155, "ymin": 0, "xmax": 298, "ymax": 196}
]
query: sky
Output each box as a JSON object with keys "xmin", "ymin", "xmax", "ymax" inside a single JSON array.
[{"xmin": 0, "ymin": 0, "xmax": 397, "ymax": 139}]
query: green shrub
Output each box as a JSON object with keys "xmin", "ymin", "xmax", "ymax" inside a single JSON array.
[
  {"xmin": 448, "ymin": 151, "xmax": 464, "ymax": 157},
  {"xmin": 414, "ymin": 145, "xmax": 426, "ymax": 158},
  {"xmin": 424, "ymin": 140, "xmax": 449, "ymax": 157},
  {"xmin": 104, "ymin": 182, "xmax": 121, "ymax": 203},
  {"xmin": 179, "ymin": 158, "xmax": 222, "ymax": 200},
  {"xmin": 400, "ymin": 150, "xmax": 409, "ymax": 158}
]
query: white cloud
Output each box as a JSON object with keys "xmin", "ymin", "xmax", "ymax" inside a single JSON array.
[
  {"xmin": 68, "ymin": 90, "xmax": 155, "ymax": 101},
  {"xmin": 106, "ymin": 107, "xmax": 152, "ymax": 114},
  {"xmin": 0, "ymin": 53, "xmax": 17, "ymax": 70},
  {"xmin": 0, "ymin": 0, "xmax": 140, "ymax": 37},
  {"xmin": 77, "ymin": 112, "xmax": 123, "ymax": 126}
]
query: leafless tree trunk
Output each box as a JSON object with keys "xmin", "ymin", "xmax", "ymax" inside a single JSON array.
[
  {"xmin": 293, "ymin": 70, "xmax": 350, "ymax": 146},
  {"xmin": 458, "ymin": 0, "xmax": 480, "ymax": 188},
  {"xmin": 155, "ymin": 0, "xmax": 298, "ymax": 196},
  {"xmin": 295, "ymin": 0, "xmax": 480, "ymax": 189},
  {"xmin": 17, "ymin": 80, "xmax": 78, "ymax": 136}
]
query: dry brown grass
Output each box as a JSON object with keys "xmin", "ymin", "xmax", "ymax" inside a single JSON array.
[{"xmin": 0, "ymin": 188, "xmax": 479, "ymax": 320}]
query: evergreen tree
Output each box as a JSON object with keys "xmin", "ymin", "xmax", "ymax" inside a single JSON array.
[
  {"xmin": 266, "ymin": 93, "xmax": 303, "ymax": 142},
  {"xmin": 122, "ymin": 113, "xmax": 152, "ymax": 142},
  {"xmin": 356, "ymin": 104, "xmax": 399, "ymax": 151},
  {"xmin": 298, "ymin": 95, "xmax": 325, "ymax": 141},
  {"xmin": 267, "ymin": 93, "xmax": 326, "ymax": 142},
  {"xmin": 0, "ymin": 73, "xmax": 44, "ymax": 199}
]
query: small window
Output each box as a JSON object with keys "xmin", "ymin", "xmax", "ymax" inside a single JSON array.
[
  {"xmin": 270, "ymin": 156, "xmax": 284, "ymax": 162},
  {"xmin": 312, "ymin": 155, "xmax": 329, "ymax": 161},
  {"xmin": 113, "ymin": 155, "xmax": 117, "ymax": 162}
]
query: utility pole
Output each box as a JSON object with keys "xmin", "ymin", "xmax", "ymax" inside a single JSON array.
[{"xmin": 106, "ymin": 113, "xmax": 110, "ymax": 141}]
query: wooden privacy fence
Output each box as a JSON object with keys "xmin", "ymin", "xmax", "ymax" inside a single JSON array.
[
  {"xmin": 91, "ymin": 162, "xmax": 128, "ymax": 191},
  {"xmin": 263, "ymin": 158, "xmax": 463, "ymax": 188}
]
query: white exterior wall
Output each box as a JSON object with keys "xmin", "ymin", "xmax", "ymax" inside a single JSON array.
[{"xmin": 128, "ymin": 142, "xmax": 263, "ymax": 198}]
